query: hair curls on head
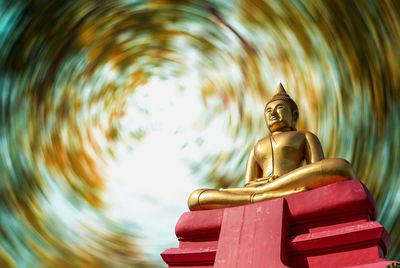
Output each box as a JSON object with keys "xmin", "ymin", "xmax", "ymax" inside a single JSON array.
[{"xmin": 265, "ymin": 83, "xmax": 298, "ymax": 113}]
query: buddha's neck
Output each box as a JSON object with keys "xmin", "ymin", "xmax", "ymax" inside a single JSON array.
[{"xmin": 271, "ymin": 127, "xmax": 293, "ymax": 135}]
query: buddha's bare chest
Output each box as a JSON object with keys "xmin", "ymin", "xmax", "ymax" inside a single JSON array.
[{"xmin": 254, "ymin": 132, "xmax": 306, "ymax": 176}]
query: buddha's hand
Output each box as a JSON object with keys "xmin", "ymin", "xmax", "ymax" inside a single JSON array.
[
  {"xmin": 244, "ymin": 176, "xmax": 280, "ymax": 188},
  {"xmin": 256, "ymin": 175, "xmax": 279, "ymax": 183}
]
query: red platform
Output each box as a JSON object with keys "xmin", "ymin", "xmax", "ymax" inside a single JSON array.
[{"xmin": 161, "ymin": 180, "xmax": 397, "ymax": 267}]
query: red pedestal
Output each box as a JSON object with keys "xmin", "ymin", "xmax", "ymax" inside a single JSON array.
[{"xmin": 161, "ymin": 180, "xmax": 397, "ymax": 267}]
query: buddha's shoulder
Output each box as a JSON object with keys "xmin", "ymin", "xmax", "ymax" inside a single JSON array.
[
  {"xmin": 253, "ymin": 137, "xmax": 270, "ymax": 152},
  {"xmin": 255, "ymin": 136, "xmax": 269, "ymax": 145},
  {"xmin": 299, "ymin": 130, "xmax": 320, "ymax": 140}
]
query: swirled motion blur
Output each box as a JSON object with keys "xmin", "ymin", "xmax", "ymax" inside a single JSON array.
[{"xmin": 0, "ymin": 0, "xmax": 399, "ymax": 266}]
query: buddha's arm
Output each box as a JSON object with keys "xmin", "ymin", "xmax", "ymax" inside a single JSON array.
[
  {"xmin": 304, "ymin": 132, "xmax": 324, "ymax": 164},
  {"xmin": 244, "ymin": 148, "xmax": 262, "ymax": 185}
]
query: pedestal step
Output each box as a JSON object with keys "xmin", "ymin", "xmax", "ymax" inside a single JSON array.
[{"xmin": 161, "ymin": 180, "xmax": 396, "ymax": 267}]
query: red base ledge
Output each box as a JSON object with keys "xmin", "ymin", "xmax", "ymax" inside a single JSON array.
[{"xmin": 161, "ymin": 179, "xmax": 397, "ymax": 267}]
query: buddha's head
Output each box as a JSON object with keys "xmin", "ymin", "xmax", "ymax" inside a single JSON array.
[{"xmin": 265, "ymin": 83, "xmax": 299, "ymax": 133}]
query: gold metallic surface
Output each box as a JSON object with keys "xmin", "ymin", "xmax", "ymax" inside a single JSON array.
[{"xmin": 188, "ymin": 84, "xmax": 355, "ymax": 211}]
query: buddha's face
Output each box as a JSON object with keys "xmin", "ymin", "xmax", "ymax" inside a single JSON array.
[{"xmin": 265, "ymin": 100, "xmax": 298, "ymax": 132}]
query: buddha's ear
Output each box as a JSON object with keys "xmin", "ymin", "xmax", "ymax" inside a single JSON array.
[{"xmin": 292, "ymin": 110, "xmax": 299, "ymax": 122}]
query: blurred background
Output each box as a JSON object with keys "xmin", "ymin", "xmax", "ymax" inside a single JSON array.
[{"xmin": 0, "ymin": 0, "xmax": 399, "ymax": 267}]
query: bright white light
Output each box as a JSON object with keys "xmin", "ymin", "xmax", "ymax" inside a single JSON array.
[{"xmin": 103, "ymin": 74, "xmax": 211, "ymax": 259}]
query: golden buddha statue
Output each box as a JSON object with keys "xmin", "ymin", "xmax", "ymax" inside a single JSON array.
[{"xmin": 188, "ymin": 83, "xmax": 355, "ymax": 211}]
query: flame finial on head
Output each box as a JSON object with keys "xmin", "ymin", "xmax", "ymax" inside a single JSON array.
[{"xmin": 266, "ymin": 83, "xmax": 296, "ymax": 106}]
